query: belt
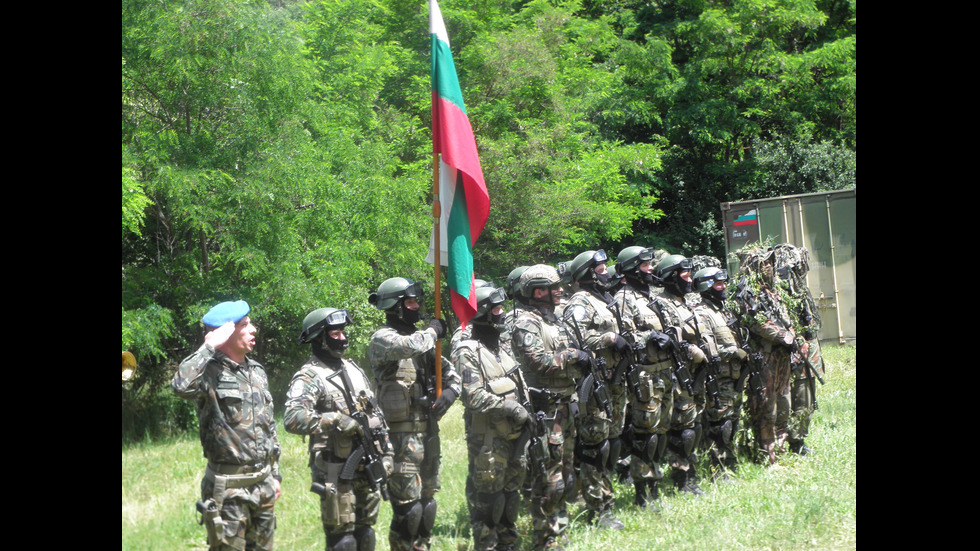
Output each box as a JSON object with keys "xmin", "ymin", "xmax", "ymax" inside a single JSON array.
[{"xmin": 207, "ymin": 460, "xmax": 271, "ymax": 477}]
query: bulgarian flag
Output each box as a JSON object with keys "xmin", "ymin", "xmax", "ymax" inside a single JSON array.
[{"xmin": 426, "ymin": 0, "xmax": 490, "ymax": 329}]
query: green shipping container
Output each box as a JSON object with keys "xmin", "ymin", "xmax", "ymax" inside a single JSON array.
[{"xmin": 720, "ymin": 188, "xmax": 855, "ymax": 344}]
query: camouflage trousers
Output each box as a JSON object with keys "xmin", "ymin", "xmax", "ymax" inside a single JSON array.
[
  {"xmin": 576, "ymin": 388, "xmax": 627, "ymax": 515},
  {"xmin": 702, "ymin": 367, "xmax": 743, "ymax": 469},
  {"xmin": 388, "ymin": 430, "xmax": 441, "ymax": 551},
  {"xmin": 627, "ymin": 366, "xmax": 673, "ymax": 483},
  {"xmin": 779, "ymin": 366, "xmax": 816, "ymax": 443},
  {"xmin": 747, "ymin": 347, "xmax": 793, "ymax": 462},
  {"xmin": 666, "ymin": 382, "xmax": 703, "ymax": 471},
  {"xmin": 200, "ymin": 470, "xmax": 277, "ymax": 551},
  {"xmin": 526, "ymin": 400, "xmax": 577, "ymax": 550},
  {"xmin": 465, "ymin": 431, "xmax": 527, "ymax": 551},
  {"xmin": 311, "ymin": 453, "xmax": 383, "ymax": 542}
]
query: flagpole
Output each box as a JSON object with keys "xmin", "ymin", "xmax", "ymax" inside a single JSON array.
[{"xmin": 431, "ymin": 5, "xmax": 443, "ymax": 398}]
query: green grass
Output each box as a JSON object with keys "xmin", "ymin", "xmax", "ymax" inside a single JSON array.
[{"xmin": 122, "ymin": 344, "xmax": 855, "ymax": 550}]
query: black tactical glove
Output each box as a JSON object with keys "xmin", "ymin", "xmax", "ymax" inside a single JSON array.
[
  {"xmin": 426, "ymin": 318, "xmax": 447, "ymax": 339},
  {"xmin": 649, "ymin": 330, "xmax": 672, "ymax": 350},
  {"xmin": 610, "ymin": 334, "xmax": 629, "ymax": 354},
  {"xmin": 431, "ymin": 388, "xmax": 457, "ymax": 418}
]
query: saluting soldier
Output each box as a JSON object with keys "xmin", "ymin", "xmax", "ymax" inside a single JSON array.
[{"xmin": 172, "ymin": 300, "xmax": 281, "ymax": 551}]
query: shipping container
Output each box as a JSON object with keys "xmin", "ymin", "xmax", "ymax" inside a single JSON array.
[{"xmin": 720, "ymin": 188, "xmax": 855, "ymax": 344}]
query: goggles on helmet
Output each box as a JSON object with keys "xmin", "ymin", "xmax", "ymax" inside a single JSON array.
[{"xmin": 298, "ymin": 309, "xmax": 354, "ymax": 343}]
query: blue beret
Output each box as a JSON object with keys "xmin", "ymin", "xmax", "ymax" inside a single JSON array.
[{"xmin": 202, "ymin": 300, "xmax": 251, "ymax": 327}]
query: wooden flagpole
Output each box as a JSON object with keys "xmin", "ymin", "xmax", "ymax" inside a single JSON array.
[{"xmin": 432, "ymin": 109, "xmax": 443, "ymax": 398}]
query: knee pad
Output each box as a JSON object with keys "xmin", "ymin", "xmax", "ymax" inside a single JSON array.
[
  {"xmin": 680, "ymin": 429, "xmax": 697, "ymax": 457},
  {"xmin": 353, "ymin": 526, "xmax": 375, "ymax": 551},
  {"xmin": 577, "ymin": 440, "xmax": 610, "ymax": 469},
  {"xmin": 420, "ymin": 497, "xmax": 437, "ymax": 537},
  {"xmin": 607, "ymin": 438, "xmax": 622, "ymax": 470},
  {"xmin": 482, "ymin": 492, "xmax": 505, "ymax": 527},
  {"xmin": 327, "ymin": 533, "xmax": 357, "ymax": 551},
  {"xmin": 719, "ymin": 419, "xmax": 733, "ymax": 445},
  {"xmin": 693, "ymin": 423, "xmax": 703, "ymax": 449},
  {"xmin": 503, "ymin": 491, "xmax": 520, "ymax": 526},
  {"xmin": 392, "ymin": 501, "xmax": 423, "ymax": 539}
]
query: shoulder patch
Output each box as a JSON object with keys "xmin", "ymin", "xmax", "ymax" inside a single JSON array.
[{"xmin": 288, "ymin": 380, "xmax": 307, "ymax": 399}]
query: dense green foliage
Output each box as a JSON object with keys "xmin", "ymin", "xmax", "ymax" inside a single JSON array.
[{"xmin": 121, "ymin": 0, "xmax": 854, "ymax": 440}]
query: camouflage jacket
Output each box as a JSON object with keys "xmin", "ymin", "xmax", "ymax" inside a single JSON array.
[
  {"xmin": 172, "ymin": 344, "xmax": 281, "ymax": 473},
  {"xmin": 613, "ymin": 283, "xmax": 673, "ymax": 367},
  {"xmin": 368, "ymin": 325, "xmax": 460, "ymax": 431},
  {"xmin": 510, "ymin": 305, "xmax": 583, "ymax": 398},
  {"xmin": 694, "ymin": 298, "xmax": 742, "ymax": 366},
  {"xmin": 283, "ymin": 356, "xmax": 391, "ymax": 464},
  {"xmin": 454, "ymin": 337, "xmax": 527, "ymax": 437}
]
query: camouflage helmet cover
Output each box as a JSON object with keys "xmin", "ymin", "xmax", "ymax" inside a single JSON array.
[{"xmin": 520, "ymin": 264, "xmax": 560, "ymax": 297}]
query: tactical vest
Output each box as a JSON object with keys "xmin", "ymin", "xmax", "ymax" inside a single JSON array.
[
  {"xmin": 376, "ymin": 355, "xmax": 430, "ymax": 433},
  {"xmin": 516, "ymin": 310, "xmax": 578, "ymax": 398},
  {"xmin": 617, "ymin": 286, "xmax": 673, "ymax": 373},
  {"xmin": 698, "ymin": 301, "xmax": 741, "ymax": 379},
  {"xmin": 458, "ymin": 340, "xmax": 524, "ymax": 437},
  {"xmin": 308, "ymin": 358, "xmax": 381, "ymax": 461}
]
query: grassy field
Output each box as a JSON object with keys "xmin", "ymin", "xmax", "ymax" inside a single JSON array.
[{"xmin": 122, "ymin": 344, "xmax": 855, "ymax": 550}]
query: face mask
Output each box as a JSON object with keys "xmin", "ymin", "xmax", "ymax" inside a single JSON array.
[{"xmin": 400, "ymin": 303, "xmax": 421, "ymax": 325}]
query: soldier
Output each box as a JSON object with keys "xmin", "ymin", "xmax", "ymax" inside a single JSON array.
[
  {"xmin": 650, "ymin": 255, "xmax": 708, "ymax": 495},
  {"xmin": 452, "ymin": 278, "xmax": 511, "ymax": 357},
  {"xmin": 453, "ymin": 286, "xmax": 531, "ymax": 551},
  {"xmin": 691, "ymin": 268, "xmax": 749, "ymax": 480},
  {"xmin": 367, "ymin": 277, "xmax": 461, "ymax": 551},
  {"xmin": 613, "ymin": 246, "xmax": 675, "ymax": 510},
  {"xmin": 731, "ymin": 249, "xmax": 796, "ymax": 464},
  {"xmin": 772, "ymin": 244, "xmax": 824, "ymax": 456},
  {"xmin": 563, "ymin": 249, "xmax": 628, "ymax": 530},
  {"xmin": 510, "ymin": 264, "xmax": 590, "ymax": 551},
  {"xmin": 284, "ymin": 308, "xmax": 393, "ymax": 551},
  {"xmin": 171, "ymin": 300, "xmax": 281, "ymax": 551}
]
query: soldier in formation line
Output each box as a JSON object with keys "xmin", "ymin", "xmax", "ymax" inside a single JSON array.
[{"xmin": 172, "ymin": 243, "xmax": 820, "ymax": 551}]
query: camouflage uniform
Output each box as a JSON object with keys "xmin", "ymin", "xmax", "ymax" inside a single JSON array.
[
  {"xmin": 614, "ymin": 281, "xmax": 673, "ymax": 506},
  {"xmin": 283, "ymin": 355, "xmax": 393, "ymax": 550},
  {"xmin": 511, "ymin": 305, "xmax": 584, "ymax": 550},
  {"xmin": 172, "ymin": 344, "xmax": 281, "ymax": 551},
  {"xmin": 368, "ymin": 324, "xmax": 460, "ymax": 551},
  {"xmin": 454, "ymin": 335, "xmax": 529, "ymax": 551},
  {"xmin": 693, "ymin": 298, "xmax": 745, "ymax": 475},
  {"xmin": 650, "ymin": 292, "xmax": 707, "ymax": 492},
  {"xmin": 736, "ymin": 284, "xmax": 795, "ymax": 464},
  {"xmin": 563, "ymin": 289, "xmax": 627, "ymax": 526}
]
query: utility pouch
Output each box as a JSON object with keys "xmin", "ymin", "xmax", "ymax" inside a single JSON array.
[{"xmin": 196, "ymin": 498, "xmax": 226, "ymax": 547}]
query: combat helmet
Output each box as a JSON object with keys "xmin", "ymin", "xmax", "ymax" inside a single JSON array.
[
  {"xmin": 568, "ymin": 249, "xmax": 610, "ymax": 284},
  {"xmin": 473, "ymin": 286, "xmax": 508, "ymax": 323},
  {"xmin": 520, "ymin": 264, "xmax": 561, "ymax": 298},
  {"xmin": 368, "ymin": 277, "xmax": 423, "ymax": 311},
  {"xmin": 693, "ymin": 267, "xmax": 729, "ymax": 294},
  {"xmin": 616, "ymin": 246, "xmax": 653, "ymax": 274},
  {"xmin": 656, "ymin": 254, "xmax": 693, "ymax": 280},
  {"xmin": 298, "ymin": 307, "xmax": 354, "ymax": 344}
]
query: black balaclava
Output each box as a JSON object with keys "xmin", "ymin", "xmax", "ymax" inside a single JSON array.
[
  {"xmin": 312, "ymin": 327, "xmax": 348, "ymax": 364},
  {"xmin": 387, "ymin": 298, "xmax": 421, "ymax": 334}
]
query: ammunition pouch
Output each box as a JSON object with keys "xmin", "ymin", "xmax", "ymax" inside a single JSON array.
[{"xmin": 200, "ymin": 461, "xmax": 273, "ymax": 548}]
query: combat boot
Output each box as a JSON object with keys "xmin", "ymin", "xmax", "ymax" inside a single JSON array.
[
  {"xmin": 671, "ymin": 468, "xmax": 705, "ymax": 497},
  {"xmin": 633, "ymin": 481, "xmax": 661, "ymax": 513},
  {"xmin": 789, "ymin": 440, "xmax": 810, "ymax": 456},
  {"xmin": 586, "ymin": 508, "xmax": 625, "ymax": 531}
]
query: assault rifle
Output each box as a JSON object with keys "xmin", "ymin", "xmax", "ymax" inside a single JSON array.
[
  {"xmin": 731, "ymin": 276, "xmax": 767, "ymax": 402},
  {"xmin": 649, "ymin": 299, "xmax": 697, "ymax": 397},
  {"xmin": 562, "ymin": 304, "xmax": 612, "ymax": 417},
  {"xmin": 313, "ymin": 367, "xmax": 391, "ymax": 501},
  {"xmin": 509, "ymin": 369, "xmax": 550, "ymax": 477}
]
